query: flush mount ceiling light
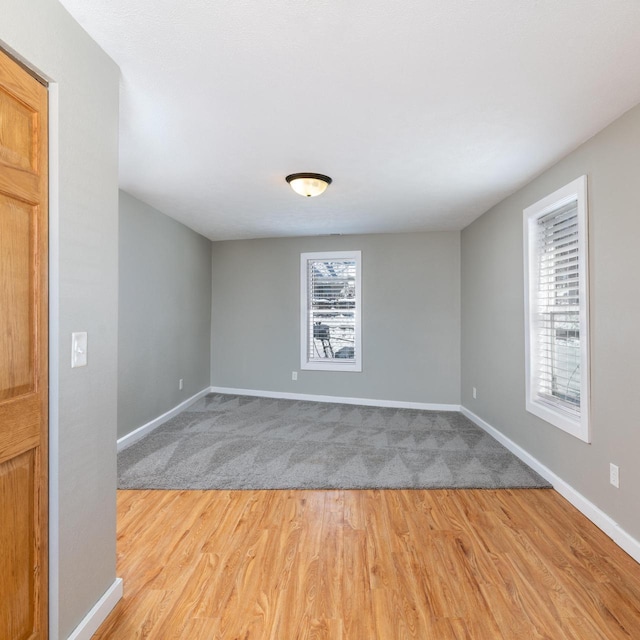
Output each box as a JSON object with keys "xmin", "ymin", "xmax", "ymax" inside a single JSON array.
[{"xmin": 286, "ymin": 173, "xmax": 332, "ymax": 197}]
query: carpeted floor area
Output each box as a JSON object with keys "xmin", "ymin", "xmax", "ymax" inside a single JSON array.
[{"xmin": 118, "ymin": 393, "xmax": 551, "ymax": 490}]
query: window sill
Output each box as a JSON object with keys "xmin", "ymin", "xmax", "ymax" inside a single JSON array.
[
  {"xmin": 301, "ymin": 360, "xmax": 362, "ymax": 372},
  {"xmin": 526, "ymin": 398, "xmax": 590, "ymax": 443}
]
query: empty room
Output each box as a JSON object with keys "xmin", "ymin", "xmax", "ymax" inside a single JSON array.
[{"xmin": 2, "ymin": 1, "xmax": 640, "ymax": 639}]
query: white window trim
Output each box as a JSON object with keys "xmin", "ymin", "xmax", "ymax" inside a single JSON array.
[
  {"xmin": 300, "ymin": 251, "xmax": 362, "ymax": 372},
  {"xmin": 523, "ymin": 175, "xmax": 590, "ymax": 443}
]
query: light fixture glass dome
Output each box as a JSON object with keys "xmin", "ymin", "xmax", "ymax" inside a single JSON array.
[{"xmin": 286, "ymin": 173, "xmax": 332, "ymax": 197}]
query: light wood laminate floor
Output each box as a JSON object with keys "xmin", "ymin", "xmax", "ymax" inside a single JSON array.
[{"xmin": 93, "ymin": 489, "xmax": 640, "ymax": 639}]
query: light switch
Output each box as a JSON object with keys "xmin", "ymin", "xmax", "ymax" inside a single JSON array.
[{"xmin": 71, "ymin": 332, "xmax": 88, "ymax": 368}]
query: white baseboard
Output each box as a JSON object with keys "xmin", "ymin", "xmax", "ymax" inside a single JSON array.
[
  {"xmin": 209, "ymin": 386, "xmax": 460, "ymax": 412},
  {"xmin": 461, "ymin": 406, "xmax": 640, "ymax": 564},
  {"xmin": 66, "ymin": 577, "xmax": 123, "ymax": 640},
  {"xmin": 117, "ymin": 387, "xmax": 211, "ymax": 452}
]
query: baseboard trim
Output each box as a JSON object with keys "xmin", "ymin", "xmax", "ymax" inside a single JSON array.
[
  {"xmin": 461, "ymin": 406, "xmax": 640, "ymax": 564},
  {"xmin": 209, "ymin": 386, "xmax": 460, "ymax": 412},
  {"xmin": 117, "ymin": 387, "xmax": 211, "ymax": 452},
  {"xmin": 66, "ymin": 577, "xmax": 123, "ymax": 640}
]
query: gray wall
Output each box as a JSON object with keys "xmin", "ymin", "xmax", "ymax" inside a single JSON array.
[
  {"xmin": 461, "ymin": 103, "xmax": 640, "ymax": 541},
  {"xmin": 2, "ymin": 1, "xmax": 120, "ymax": 638},
  {"xmin": 211, "ymin": 232, "xmax": 461, "ymax": 404},
  {"xmin": 118, "ymin": 191, "xmax": 212, "ymax": 439}
]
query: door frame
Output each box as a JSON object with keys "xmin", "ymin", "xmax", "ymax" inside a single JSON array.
[{"xmin": 47, "ymin": 80, "xmax": 60, "ymax": 640}]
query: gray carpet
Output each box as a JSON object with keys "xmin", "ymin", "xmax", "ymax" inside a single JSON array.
[{"xmin": 118, "ymin": 393, "xmax": 551, "ymax": 490}]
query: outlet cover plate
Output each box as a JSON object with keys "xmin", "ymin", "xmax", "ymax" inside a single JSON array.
[{"xmin": 610, "ymin": 463, "xmax": 620, "ymax": 488}]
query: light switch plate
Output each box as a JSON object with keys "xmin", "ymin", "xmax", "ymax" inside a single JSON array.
[{"xmin": 71, "ymin": 332, "xmax": 88, "ymax": 368}]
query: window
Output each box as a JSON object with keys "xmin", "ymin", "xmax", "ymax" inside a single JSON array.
[
  {"xmin": 300, "ymin": 251, "xmax": 361, "ymax": 371},
  {"xmin": 524, "ymin": 176, "xmax": 590, "ymax": 442}
]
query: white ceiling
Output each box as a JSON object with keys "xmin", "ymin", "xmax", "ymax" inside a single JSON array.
[{"xmin": 59, "ymin": 0, "xmax": 640, "ymax": 241}]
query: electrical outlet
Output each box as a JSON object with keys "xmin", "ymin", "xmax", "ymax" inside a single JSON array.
[
  {"xmin": 610, "ymin": 463, "xmax": 619, "ymax": 488},
  {"xmin": 179, "ymin": 378, "xmax": 183, "ymax": 390},
  {"xmin": 472, "ymin": 387, "xmax": 477, "ymax": 399},
  {"xmin": 292, "ymin": 371, "xmax": 298, "ymax": 381}
]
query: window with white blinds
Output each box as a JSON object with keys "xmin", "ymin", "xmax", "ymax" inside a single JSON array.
[
  {"xmin": 524, "ymin": 176, "xmax": 590, "ymax": 442},
  {"xmin": 300, "ymin": 251, "xmax": 361, "ymax": 372}
]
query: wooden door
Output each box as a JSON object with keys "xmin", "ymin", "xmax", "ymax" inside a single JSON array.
[{"xmin": 0, "ymin": 50, "xmax": 49, "ymax": 639}]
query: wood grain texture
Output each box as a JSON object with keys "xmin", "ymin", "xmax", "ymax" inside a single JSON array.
[
  {"xmin": 0, "ymin": 451, "xmax": 35, "ymax": 639},
  {"xmin": 0, "ymin": 193, "xmax": 34, "ymax": 400},
  {"xmin": 93, "ymin": 489, "xmax": 640, "ymax": 639},
  {"xmin": 0, "ymin": 48, "xmax": 48, "ymax": 640}
]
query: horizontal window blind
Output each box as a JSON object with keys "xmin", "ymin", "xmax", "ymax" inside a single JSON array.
[
  {"xmin": 307, "ymin": 259, "xmax": 357, "ymax": 363},
  {"xmin": 534, "ymin": 200, "xmax": 581, "ymax": 415}
]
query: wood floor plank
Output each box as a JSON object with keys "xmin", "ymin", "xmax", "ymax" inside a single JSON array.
[
  {"xmin": 342, "ymin": 528, "xmax": 375, "ymax": 638},
  {"xmin": 93, "ymin": 489, "xmax": 640, "ymax": 639},
  {"xmin": 314, "ymin": 495, "xmax": 344, "ymax": 621}
]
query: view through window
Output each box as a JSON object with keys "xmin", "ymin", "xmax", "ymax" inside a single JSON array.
[{"xmin": 300, "ymin": 251, "xmax": 361, "ymax": 372}]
